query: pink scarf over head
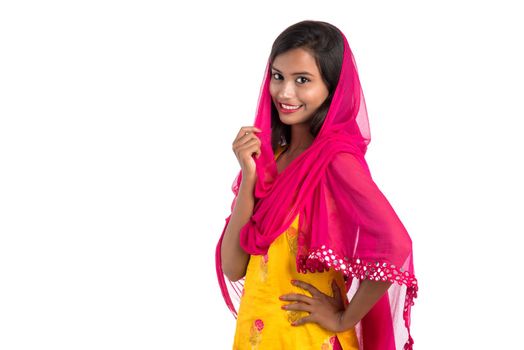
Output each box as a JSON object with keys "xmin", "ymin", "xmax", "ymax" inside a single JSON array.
[{"xmin": 216, "ymin": 28, "xmax": 418, "ymax": 350}]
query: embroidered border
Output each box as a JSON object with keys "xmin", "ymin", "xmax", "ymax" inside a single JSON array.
[{"xmin": 297, "ymin": 245, "xmax": 418, "ymax": 350}]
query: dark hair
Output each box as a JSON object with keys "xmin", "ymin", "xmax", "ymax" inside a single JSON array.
[{"xmin": 269, "ymin": 20, "xmax": 344, "ymax": 151}]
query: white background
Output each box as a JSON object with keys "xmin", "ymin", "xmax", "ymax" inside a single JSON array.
[{"xmin": 1, "ymin": 1, "xmax": 522, "ymax": 349}]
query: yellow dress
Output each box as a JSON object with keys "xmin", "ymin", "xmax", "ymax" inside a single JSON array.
[{"xmin": 232, "ymin": 146, "xmax": 360, "ymax": 350}]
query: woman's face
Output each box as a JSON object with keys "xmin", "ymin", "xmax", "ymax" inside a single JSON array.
[{"xmin": 269, "ymin": 47, "xmax": 329, "ymax": 125}]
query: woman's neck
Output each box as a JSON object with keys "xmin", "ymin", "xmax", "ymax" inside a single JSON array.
[{"xmin": 285, "ymin": 123, "xmax": 314, "ymax": 154}]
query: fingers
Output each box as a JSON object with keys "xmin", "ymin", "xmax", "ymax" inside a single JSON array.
[
  {"xmin": 233, "ymin": 126, "xmax": 262, "ymax": 144},
  {"xmin": 233, "ymin": 133, "xmax": 260, "ymax": 150},
  {"xmin": 291, "ymin": 279, "xmax": 322, "ymax": 298},
  {"xmin": 237, "ymin": 125, "xmax": 262, "ymax": 136},
  {"xmin": 281, "ymin": 302, "xmax": 312, "ymax": 313},
  {"xmin": 237, "ymin": 138, "xmax": 261, "ymax": 156},
  {"xmin": 232, "ymin": 126, "xmax": 262, "ymax": 159},
  {"xmin": 280, "ymin": 293, "xmax": 312, "ymax": 304},
  {"xmin": 292, "ymin": 315, "xmax": 314, "ymax": 327},
  {"xmin": 331, "ymin": 279, "xmax": 345, "ymax": 308}
]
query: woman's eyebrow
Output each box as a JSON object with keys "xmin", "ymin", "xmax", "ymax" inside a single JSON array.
[{"xmin": 271, "ymin": 66, "xmax": 314, "ymax": 76}]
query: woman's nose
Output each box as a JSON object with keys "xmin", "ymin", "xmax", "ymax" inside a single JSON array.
[{"xmin": 277, "ymin": 81, "xmax": 296, "ymax": 99}]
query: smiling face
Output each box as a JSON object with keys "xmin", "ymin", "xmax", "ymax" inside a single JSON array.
[{"xmin": 269, "ymin": 47, "xmax": 329, "ymax": 126}]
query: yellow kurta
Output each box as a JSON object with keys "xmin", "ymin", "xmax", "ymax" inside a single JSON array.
[{"xmin": 232, "ymin": 146, "xmax": 359, "ymax": 350}]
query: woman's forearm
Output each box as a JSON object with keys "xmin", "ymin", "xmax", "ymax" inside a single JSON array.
[
  {"xmin": 340, "ymin": 280, "xmax": 393, "ymax": 330},
  {"xmin": 220, "ymin": 174, "xmax": 256, "ymax": 281}
]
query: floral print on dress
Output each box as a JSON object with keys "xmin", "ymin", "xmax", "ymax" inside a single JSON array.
[
  {"xmin": 320, "ymin": 335, "xmax": 337, "ymax": 350},
  {"xmin": 249, "ymin": 319, "xmax": 264, "ymax": 348},
  {"xmin": 284, "ymin": 307, "xmax": 312, "ymax": 327},
  {"xmin": 259, "ymin": 253, "xmax": 269, "ymax": 282},
  {"xmin": 286, "ymin": 310, "xmax": 301, "ymax": 324}
]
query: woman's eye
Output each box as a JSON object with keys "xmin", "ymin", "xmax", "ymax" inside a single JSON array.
[
  {"xmin": 271, "ymin": 73, "xmax": 308, "ymax": 84},
  {"xmin": 296, "ymin": 77, "xmax": 310, "ymax": 84}
]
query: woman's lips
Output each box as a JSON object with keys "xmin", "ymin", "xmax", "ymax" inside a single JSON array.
[{"xmin": 278, "ymin": 102, "xmax": 303, "ymax": 114}]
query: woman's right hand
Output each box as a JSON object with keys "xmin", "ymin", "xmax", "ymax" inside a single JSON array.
[{"xmin": 232, "ymin": 126, "xmax": 262, "ymax": 181}]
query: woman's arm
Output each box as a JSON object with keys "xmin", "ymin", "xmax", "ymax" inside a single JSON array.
[
  {"xmin": 280, "ymin": 278, "xmax": 393, "ymax": 332},
  {"xmin": 339, "ymin": 279, "xmax": 393, "ymax": 330},
  {"xmin": 220, "ymin": 173, "xmax": 256, "ymax": 281}
]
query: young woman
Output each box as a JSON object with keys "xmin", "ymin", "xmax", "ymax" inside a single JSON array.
[{"xmin": 216, "ymin": 20, "xmax": 418, "ymax": 350}]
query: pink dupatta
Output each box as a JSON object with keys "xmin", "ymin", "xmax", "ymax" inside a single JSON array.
[{"xmin": 216, "ymin": 27, "xmax": 418, "ymax": 350}]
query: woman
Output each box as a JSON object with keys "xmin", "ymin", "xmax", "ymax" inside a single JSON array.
[{"xmin": 216, "ymin": 20, "xmax": 418, "ymax": 350}]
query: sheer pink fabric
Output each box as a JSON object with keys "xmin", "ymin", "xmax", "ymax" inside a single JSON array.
[{"xmin": 216, "ymin": 28, "xmax": 418, "ymax": 349}]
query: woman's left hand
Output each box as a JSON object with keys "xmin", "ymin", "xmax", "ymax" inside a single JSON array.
[{"xmin": 279, "ymin": 279, "xmax": 353, "ymax": 333}]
